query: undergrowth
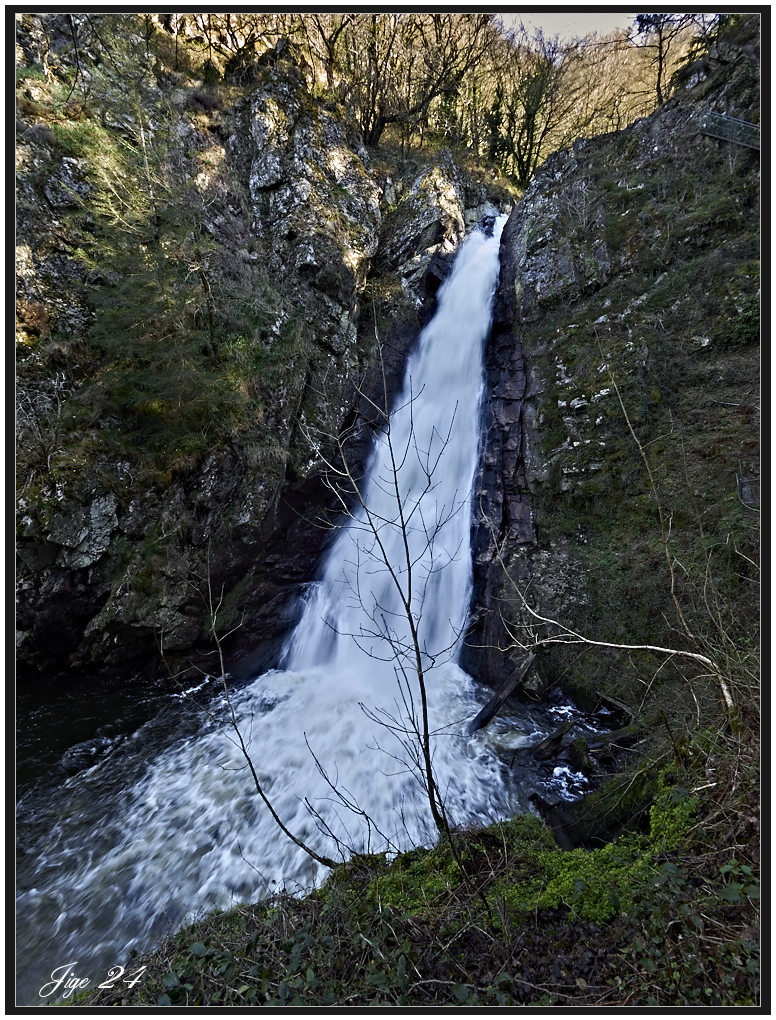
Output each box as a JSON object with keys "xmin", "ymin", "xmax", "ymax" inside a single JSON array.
[{"xmin": 71, "ymin": 746, "xmax": 759, "ymax": 1009}]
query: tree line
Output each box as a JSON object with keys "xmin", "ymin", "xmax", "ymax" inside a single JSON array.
[
  {"xmin": 37, "ymin": 12, "xmax": 740, "ymax": 184},
  {"xmin": 152, "ymin": 12, "xmax": 735, "ymax": 183}
]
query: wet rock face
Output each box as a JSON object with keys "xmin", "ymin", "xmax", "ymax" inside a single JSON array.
[
  {"xmin": 502, "ymin": 148, "xmax": 613, "ymax": 324},
  {"xmin": 466, "ymin": 43, "xmax": 760, "ymax": 697},
  {"xmin": 462, "ymin": 209, "xmax": 537, "ymax": 688},
  {"xmin": 464, "ymin": 150, "xmax": 647, "ymax": 687}
]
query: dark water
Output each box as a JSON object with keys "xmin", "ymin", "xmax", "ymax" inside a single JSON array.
[{"xmin": 17, "ymin": 669, "xmax": 180, "ymax": 794}]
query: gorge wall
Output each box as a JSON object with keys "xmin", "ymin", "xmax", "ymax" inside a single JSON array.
[
  {"xmin": 16, "ymin": 13, "xmax": 759, "ymax": 728},
  {"xmin": 16, "ymin": 15, "xmax": 513, "ymax": 684},
  {"xmin": 466, "ymin": 22, "xmax": 759, "ymax": 724}
]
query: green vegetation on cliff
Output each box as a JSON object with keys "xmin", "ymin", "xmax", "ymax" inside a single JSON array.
[{"xmin": 16, "ymin": 21, "xmax": 305, "ymax": 487}]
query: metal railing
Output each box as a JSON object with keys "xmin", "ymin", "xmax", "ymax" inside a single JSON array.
[{"xmin": 699, "ymin": 111, "xmax": 760, "ymax": 150}]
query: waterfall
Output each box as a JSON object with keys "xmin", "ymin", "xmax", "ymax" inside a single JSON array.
[
  {"xmin": 287, "ymin": 218, "xmax": 506, "ymax": 677},
  {"xmin": 18, "ymin": 215, "xmax": 545, "ymax": 1004}
]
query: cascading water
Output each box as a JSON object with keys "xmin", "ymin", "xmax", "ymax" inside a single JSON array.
[
  {"xmin": 287, "ymin": 218, "xmax": 506, "ymax": 683},
  {"xmin": 17, "ymin": 215, "xmax": 594, "ymax": 1005}
]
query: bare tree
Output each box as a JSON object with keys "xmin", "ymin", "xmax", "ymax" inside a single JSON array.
[
  {"xmin": 342, "ymin": 13, "xmax": 493, "ymax": 147},
  {"xmin": 563, "ymin": 28, "xmax": 655, "ymax": 134},
  {"xmin": 166, "ymin": 348, "xmax": 475, "ymax": 872},
  {"xmin": 301, "ymin": 359, "xmax": 469, "ymax": 838},
  {"xmin": 300, "ymin": 13, "xmax": 358, "ymax": 91},
  {"xmin": 167, "ymin": 547, "xmax": 340, "ymax": 871},
  {"xmin": 633, "ymin": 13, "xmax": 692, "ymax": 106},
  {"xmin": 487, "ymin": 27, "xmax": 583, "ymax": 184},
  {"xmin": 16, "ymin": 373, "xmax": 70, "ymax": 476}
]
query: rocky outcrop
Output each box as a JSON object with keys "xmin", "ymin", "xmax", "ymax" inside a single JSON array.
[
  {"xmin": 379, "ymin": 151, "xmax": 505, "ymax": 302},
  {"xmin": 45, "ymin": 493, "xmax": 119, "ymax": 569},
  {"xmin": 15, "ymin": 22, "xmax": 513, "ymax": 682},
  {"xmin": 221, "ymin": 149, "xmax": 511, "ymax": 681},
  {"xmin": 15, "ymin": 38, "xmax": 384, "ymax": 677},
  {"xmin": 465, "ymin": 38, "xmax": 760, "ymax": 704},
  {"xmin": 379, "ymin": 153, "xmax": 466, "ymax": 292},
  {"xmin": 240, "ymin": 71, "xmax": 381, "ymax": 360}
]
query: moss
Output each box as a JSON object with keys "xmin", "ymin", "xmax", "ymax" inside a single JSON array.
[
  {"xmin": 516, "ymin": 122, "xmax": 759, "ymax": 716},
  {"xmin": 731, "ymin": 293, "xmax": 760, "ymax": 346},
  {"xmin": 207, "ymin": 575, "xmax": 253, "ymax": 635},
  {"xmin": 365, "ymin": 843, "xmax": 463, "ymax": 914},
  {"xmin": 533, "ymin": 834, "xmax": 653, "ymax": 921},
  {"xmin": 492, "ymin": 766, "xmax": 698, "ymax": 925},
  {"xmin": 649, "ymin": 768, "xmax": 699, "ymax": 851},
  {"xmin": 16, "ymin": 64, "xmax": 46, "ymax": 83},
  {"xmin": 355, "ymin": 774, "xmax": 696, "ymax": 933}
]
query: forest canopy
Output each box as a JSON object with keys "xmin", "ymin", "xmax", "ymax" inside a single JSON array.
[{"xmin": 32, "ymin": 12, "xmax": 738, "ymax": 182}]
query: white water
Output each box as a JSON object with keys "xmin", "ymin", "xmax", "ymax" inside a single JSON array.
[{"xmin": 18, "ymin": 216, "xmax": 542, "ymax": 1003}]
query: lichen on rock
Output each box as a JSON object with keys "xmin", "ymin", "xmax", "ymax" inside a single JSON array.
[{"xmin": 47, "ymin": 492, "xmax": 118, "ymax": 568}]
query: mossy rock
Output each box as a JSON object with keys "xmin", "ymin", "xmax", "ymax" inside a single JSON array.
[{"xmin": 535, "ymin": 768, "xmax": 659, "ymax": 850}]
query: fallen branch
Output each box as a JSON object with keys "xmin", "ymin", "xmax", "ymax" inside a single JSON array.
[{"xmin": 464, "ymin": 653, "xmax": 535, "ymax": 735}]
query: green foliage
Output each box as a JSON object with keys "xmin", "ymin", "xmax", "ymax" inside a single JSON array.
[
  {"xmin": 81, "ymin": 232, "xmax": 250, "ymax": 457},
  {"xmin": 47, "ymin": 120, "xmax": 112, "ymax": 159},
  {"xmin": 17, "ymin": 16, "xmax": 310, "ymax": 486},
  {"xmin": 490, "ymin": 770, "xmax": 696, "ymax": 925},
  {"xmin": 624, "ymin": 857, "xmax": 759, "ymax": 1006},
  {"xmin": 718, "ymin": 858, "xmax": 760, "ymax": 902},
  {"xmin": 731, "ymin": 293, "xmax": 760, "ymax": 346},
  {"xmin": 366, "ymin": 845, "xmax": 462, "ymax": 913},
  {"xmin": 16, "ymin": 64, "xmax": 45, "ymax": 83},
  {"xmin": 534, "ymin": 834, "xmax": 653, "ymax": 922},
  {"xmin": 72, "ymin": 753, "xmax": 758, "ymax": 1008},
  {"xmin": 649, "ymin": 768, "xmax": 698, "ymax": 850}
]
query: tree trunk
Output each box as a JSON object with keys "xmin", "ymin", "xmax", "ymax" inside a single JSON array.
[{"xmin": 464, "ymin": 654, "xmax": 535, "ymax": 735}]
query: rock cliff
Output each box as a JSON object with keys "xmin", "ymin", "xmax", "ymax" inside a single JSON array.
[
  {"xmin": 466, "ymin": 27, "xmax": 759, "ymax": 721},
  {"xmin": 16, "ymin": 16, "xmax": 512, "ymax": 683},
  {"xmin": 17, "ymin": 12, "xmax": 757, "ymax": 734}
]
